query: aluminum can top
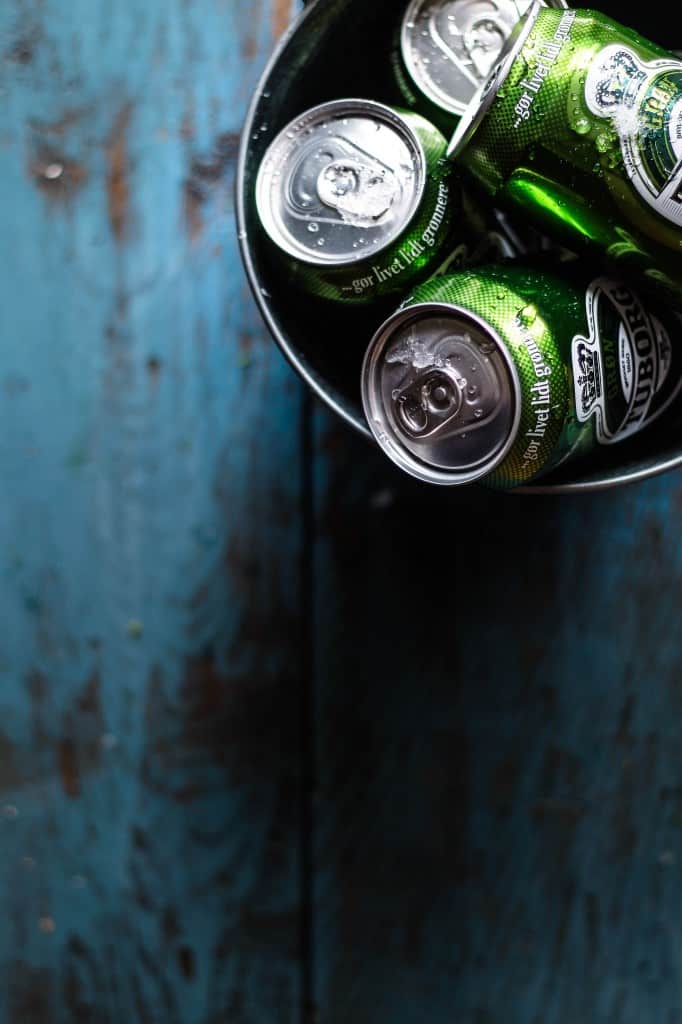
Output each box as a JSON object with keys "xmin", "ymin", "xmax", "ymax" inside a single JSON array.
[
  {"xmin": 400, "ymin": 0, "xmax": 567, "ymax": 118},
  {"xmin": 255, "ymin": 99, "xmax": 426, "ymax": 267},
  {"xmin": 447, "ymin": 0, "xmax": 543, "ymax": 158},
  {"xmin": 361, "ymin": 302, "xmax": 521, "ymax": 484}
]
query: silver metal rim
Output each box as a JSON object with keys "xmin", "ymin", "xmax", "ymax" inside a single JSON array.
[
  {"xmin": 447, "ymin": 0, "xmax": 542, "ymax": 160},
  {"xmin": 254, "ymin": 97, "xmax": 427, "ymax": 267},
  {"xmin": 361, "ymin": 301, "xmax": 522, "ymax": 485}
]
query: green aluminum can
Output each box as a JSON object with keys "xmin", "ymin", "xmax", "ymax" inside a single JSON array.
[
  {"xmin": 254, "ymin": 99, "xmax": 455, "ymax": 304},
  {"xmin": 447, "ymin": 2, "xmax": 682, "ymax": 303},
  {"xmin": 361, "ymin": 263, "xmax": 682, "ymax": 488}
]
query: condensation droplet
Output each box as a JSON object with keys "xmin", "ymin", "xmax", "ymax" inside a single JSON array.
[
  {"xmin": 574, "ymin": 117, "xmax": 590, "ymax": 135},
  {"xmin": 307, "ymin": 222, "xmax": 319, "ymax": 233}
]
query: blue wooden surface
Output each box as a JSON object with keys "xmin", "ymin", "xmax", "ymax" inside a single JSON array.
[
  {"xmin": 3, "ymin": 0, "xmax": 682, "ymax": 1022},
  {"xmin": 311, "ymin": 426, "xmax": 682, "ymax": 1023},
  {"xmin": 0, "ymin": 1, "xmax": 303, "ymax": 1021}
]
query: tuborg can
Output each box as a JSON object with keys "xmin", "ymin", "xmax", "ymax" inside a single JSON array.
[
  {"xmin": 394, "ymin": 0, "xmax": 568, "ymax": 132},
  {"xmin": 361, "ymin": 263, "xmax": 682, "ymax": 488},
  {"xmin": 447, "ymin": 2, "xmax": 682, "ymax": 304},
  {"xmin": 255, "ymin": 99, "xmax": 455, "ymax": 304}
]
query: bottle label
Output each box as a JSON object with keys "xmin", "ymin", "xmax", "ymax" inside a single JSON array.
[
  {"xmin": 571, "ymin": 278, "xmax": 680, "ymax": 444},
  {"xmin": 585, "ymin": 44, "xmax": 682, "ymax": 227}
]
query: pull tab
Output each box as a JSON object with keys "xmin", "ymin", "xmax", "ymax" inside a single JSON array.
[
  {"xmin": 316, "ymin": 159, "xmax": 398, "ymax": 222},
  {"xmin": 394, "ymin": 367, "xmax": 465, "ymax": 439},
  {"xmin": 462, "ymin": 14, "xmax": 510, "ymax": 80}
]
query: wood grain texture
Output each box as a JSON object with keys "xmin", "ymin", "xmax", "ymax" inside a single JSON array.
[
  {"xmin": 0, "ymin": 1, "xmax": 303, "ymax": 1021},
  {"xmin": 6, "ymin": 0, "xmax": 682, "ymax": 1022},
  {"xmin": 312, "ymin": 411, "xmax": 682, "ymax": 1024}
]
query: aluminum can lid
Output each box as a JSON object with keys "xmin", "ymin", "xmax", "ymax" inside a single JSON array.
[
  {"xmin": 255, "ymin": 100, "xmax": 426, "ymax": 267},
  {"xmin": 361, "ymin": 302, "xmax": 521, "ymax": 484},
  {"xmin": 401, "ymin": 0, "xmax": 542, "ymax": 117}
]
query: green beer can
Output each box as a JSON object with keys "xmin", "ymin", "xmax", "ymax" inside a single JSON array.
[
  {"xmin": 254, "ymin": 99, "xmax": 455, "ymax": 304},
  {"xmin": 447, "ymin": 2, "xmax": 682, "ymax": 303},
  {"xmin": 361, "ymin": 263, "xmax": 682, "ymax": 488}
]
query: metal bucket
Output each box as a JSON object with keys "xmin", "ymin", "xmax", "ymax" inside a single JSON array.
[{"xmin": 236, "ymin": 0, "xmax": 682, "ymax": 492}]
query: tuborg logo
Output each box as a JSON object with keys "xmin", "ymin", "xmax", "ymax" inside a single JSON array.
[{"xmin": 573, "ymin": 340, "xmax": 602, "ymax": 420}]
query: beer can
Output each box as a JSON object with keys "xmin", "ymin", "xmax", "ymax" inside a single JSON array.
[
  {"xmin": 447, "ymin": 2, "xmax": 682, "ymax": 304},
  {"xmin": 361, "ymin": 263, "xmax": 682, "ymax": 488},
  {"xmin": 255, "ymin": 99, "xmax": 455, "ymax": 304},
  {"xmin": 394, "ymin": 0, "xmax": 568, "ymax": 132}
]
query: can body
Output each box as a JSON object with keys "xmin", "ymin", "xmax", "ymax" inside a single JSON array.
[
  {"xmin": 255, "ymin": 100, "xmax": 456, "ymax": 305},
  {"xmin": 361, "ymin": 263, "xmax": 682, "ymax": 488},
  {"xmin": 448, "ymin": 4, "xmax": 682, "ymax": 304}
]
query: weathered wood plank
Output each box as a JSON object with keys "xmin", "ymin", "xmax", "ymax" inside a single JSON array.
[
  {"xmin": 0, "ymin": 1, "xmax": 303, "ymax": 1021},
  {"xmin": 312, "ymin": 411, "xmax": 682, "ymax": 1024}
]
